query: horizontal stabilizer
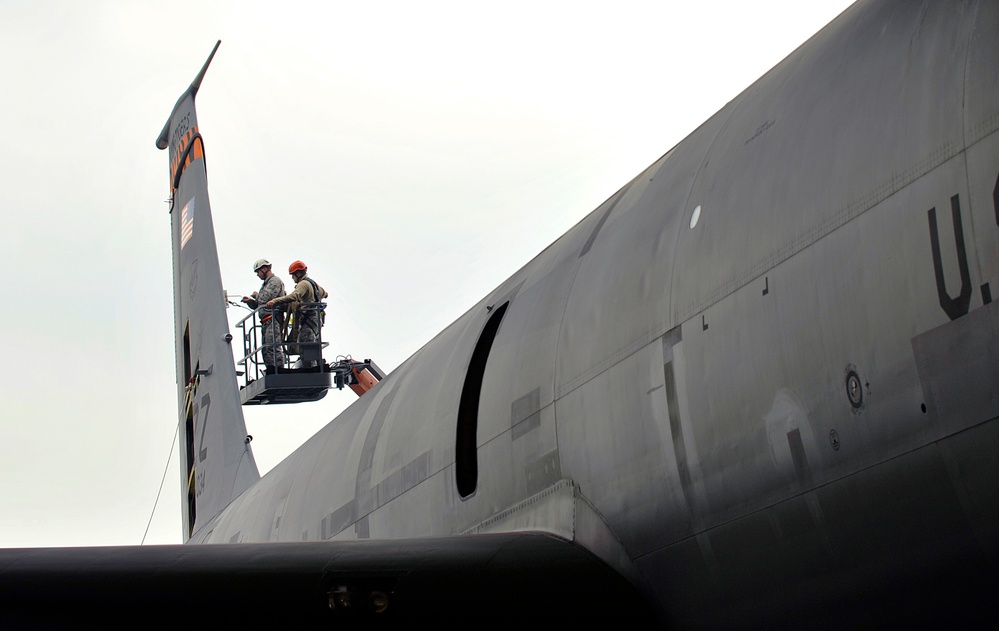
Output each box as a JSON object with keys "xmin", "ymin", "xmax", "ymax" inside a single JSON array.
[{"xmin": 155, "ymin": 40, "xmax": 220, "ymax": 151}]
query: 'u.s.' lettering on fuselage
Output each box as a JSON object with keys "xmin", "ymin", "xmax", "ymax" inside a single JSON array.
[
  {"xmin": 926, "ymin": 167, "xmax": 998, "ymax": 321},
  {"xmin": 928, "ymin": 194, "xmax": 972, "ymax": 320}
]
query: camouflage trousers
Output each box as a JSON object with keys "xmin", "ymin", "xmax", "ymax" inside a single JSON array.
[
  {"xmin": 261, "ymin": 318, "xmax": 285, "ymax": 370},
  {"xmin": 294, "ymin": 320, "xmax": 321, "ymax": 368}
]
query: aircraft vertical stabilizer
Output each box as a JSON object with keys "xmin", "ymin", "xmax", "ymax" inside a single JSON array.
[{"xmin": 156, "ymin": 42, "xmax": 259, "ymax": 542}]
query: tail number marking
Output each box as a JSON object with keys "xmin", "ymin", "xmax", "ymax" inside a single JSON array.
[{"xmin": 193, "ymin": 392, "xmax": 211, "ymax": 497}]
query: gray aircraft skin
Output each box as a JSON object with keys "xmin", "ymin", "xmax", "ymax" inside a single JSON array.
[{"xmin": 1, "ymin": 0, "xmax": 997, "ymax": 626}]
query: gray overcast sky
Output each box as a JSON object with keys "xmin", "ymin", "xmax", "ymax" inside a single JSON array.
[{"xmin": 0, "ymin": 0, "xmax": 854, "ymax": 547}]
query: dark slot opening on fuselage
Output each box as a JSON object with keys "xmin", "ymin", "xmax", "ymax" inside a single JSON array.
[{"xmin": 456, "ymin": 301, "xmax": 509, "ymax": 498}]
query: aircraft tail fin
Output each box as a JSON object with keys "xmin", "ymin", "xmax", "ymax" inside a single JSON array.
[{"xmin": 156, "ymin": 41, "xmax": 260, "ymax": 542}]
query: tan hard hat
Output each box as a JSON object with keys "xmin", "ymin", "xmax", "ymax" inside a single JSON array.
[{"xmin": 253, "ymin": 258, "xmax": 271, "ymax": 272}]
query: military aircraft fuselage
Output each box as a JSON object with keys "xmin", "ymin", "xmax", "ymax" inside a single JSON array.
[{"xmin": 172, "ymin": 1, "xmax": 999, "ymax": 626}]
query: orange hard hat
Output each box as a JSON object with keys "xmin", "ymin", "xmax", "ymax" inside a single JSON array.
[{"xmin": 288, "ymin": 260, "xmax": 307, "ymax": 274}]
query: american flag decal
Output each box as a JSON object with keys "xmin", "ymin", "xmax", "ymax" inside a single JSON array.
[{"xmin": 180, "ymin": 198, "xmax": 195, "ymax": 250}]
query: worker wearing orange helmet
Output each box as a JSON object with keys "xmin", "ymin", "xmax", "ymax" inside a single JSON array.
[{"xmin": 267, "ymin": 260, "xmax": 328, "ymax": 368}]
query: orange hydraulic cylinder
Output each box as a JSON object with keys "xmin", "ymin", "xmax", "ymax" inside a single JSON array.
[{"xmin": 349, "ymin": 366, "xmax": 379, "ymax": 397}]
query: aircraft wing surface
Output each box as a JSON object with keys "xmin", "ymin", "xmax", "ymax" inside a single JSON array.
[{"xmin": 0, "ymin": 532, "xmax": 652, "ymax": 625}]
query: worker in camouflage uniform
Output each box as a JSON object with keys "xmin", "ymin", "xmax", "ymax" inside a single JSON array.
[
  {"xmin": 267, "ymin": 260, "xmax": 327, "ymax": 369},
  {"xmin": 242, "ymin": 258, "xmax": 286, "ymax": 373}
]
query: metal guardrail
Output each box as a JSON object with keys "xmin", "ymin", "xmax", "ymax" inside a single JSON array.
[{"xmin": 234, "ymin": 302, "xmax": 328, "ymax": 390}]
